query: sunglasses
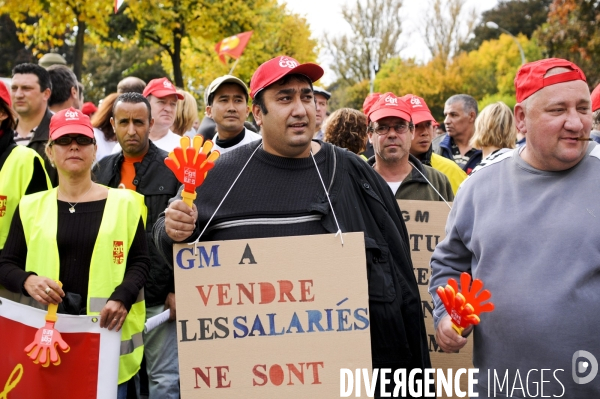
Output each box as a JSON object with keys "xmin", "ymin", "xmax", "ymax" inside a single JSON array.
[{"xmin": 50, "ymin": 136, "xmax": 96, "ymax": 146}]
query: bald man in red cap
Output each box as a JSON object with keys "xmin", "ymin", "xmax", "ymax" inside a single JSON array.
[
  {"xmin": 430, "ymin": 58, "xmax": 599, "ymax": 398},
  {"xmin": 156, "ymin": 56, "xmax": 431, "ymax": 396}
]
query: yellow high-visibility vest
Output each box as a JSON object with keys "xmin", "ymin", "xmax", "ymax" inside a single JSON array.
[
  {"xmin": 20, "ymin": 187, "xmax": 147, "ymax": 384},
  {"xmin": 0, "ymin": 145, "xmax": 50, "ymax": 250}
]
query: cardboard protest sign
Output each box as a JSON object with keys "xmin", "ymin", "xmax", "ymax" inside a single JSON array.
[
  {"xmin": 173, "ymin": 233, "xmax": 372, "ymax": 398},
  {"xmin": 0, "ymin": 296, "xmax": 121, "ymax": 398},
  {"xmin": 398, "ymin": 200, "xmax": 474, "ymax": 398}
]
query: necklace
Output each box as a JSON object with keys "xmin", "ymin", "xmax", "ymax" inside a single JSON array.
[{"xmin": 58, "ymin": 183, "xmax": 94, "ymax": 213}]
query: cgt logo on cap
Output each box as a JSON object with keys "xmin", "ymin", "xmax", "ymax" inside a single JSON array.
[
  {"xmin": 384, "ymin": 95, "xmax": 398, "ymax": 106},
  {"xmin": 410, "ymin": 97, "xmax": 423, "ymax": 107},
  {"xmin": 163, "ymin": 80, "xmax": 173, "ymax": 88},
  {"xmin": 278, "ymin": 57, "xmax": 299, "ymax": 69},
  {"xmin": 64, "ymin": 110, "xmax": 80, "ymax": 120}
]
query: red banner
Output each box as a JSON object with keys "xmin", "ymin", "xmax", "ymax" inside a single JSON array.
[
  {"xmin": 215, "ymin": 31, "xmax": 253, "ymax": 64},
  {"xmin": 0, "ymin": 297, "xmax": 120, "ymax": 398}
]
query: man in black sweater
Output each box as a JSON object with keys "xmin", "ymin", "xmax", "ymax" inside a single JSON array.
[
  {"xmin": 93, "ymin": 92, "xmax": 181, "ymax": 399},
  {"xmin": 154, "ymin": 56, "xmax": 430, "ymax": 398}
]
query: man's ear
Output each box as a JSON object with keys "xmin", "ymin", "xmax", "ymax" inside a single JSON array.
[
  {"xmin": 110, "ymin": 117, "xmax": 115, "ymax": 131},
  {"xmin": 469, "ymin": 110, "xmax": 476, "ymax": 123},
  {"xmin": 205, "ymin": 105, "xmax": 212, "ymax": 118},
  {"xmin": 514, "ymin": 103, "xmax": 527, "ymax": 134},
  {"xmin": 252, "ymin": 104, "xmax": 263, "ymax": 127}
]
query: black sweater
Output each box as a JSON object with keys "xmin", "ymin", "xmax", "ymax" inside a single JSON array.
[{"xmin": 0, "ymin": 199, "xmax": 149, "ymax": 313}]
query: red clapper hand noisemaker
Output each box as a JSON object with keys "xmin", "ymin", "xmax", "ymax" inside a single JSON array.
[
  {"xmin": 164, "ymin": 135, "xmax": 220, "ymax": 207},
  {"xmin": 24, "ymin": 281, "xmax": 70, "ymax": 367},
  {"xmin": 436, "ymin": 272, "xmax": 495, "ymax": 335}
]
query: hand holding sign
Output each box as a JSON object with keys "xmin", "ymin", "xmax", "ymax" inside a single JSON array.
[
  {"xmin": 436, "ymin": 272, "xmax": 494, "ymax": 335},
  {"xmin": 24, "ymin": 281, "xmax": 70, "ymax": 367},
  {"xmin": 164, "ymin": 136, "xmax": 220, "ymax": 207}
]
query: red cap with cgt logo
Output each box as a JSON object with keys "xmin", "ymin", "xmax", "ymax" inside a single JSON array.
[
  {"xmin": 368, "ymin": 92, "xmax": 411, "ymax": 123},
  {"xmin": 49, "ymin": 107, "xmax": 94, "ymax": 140},
  {"xmin": 401, "ymin": 94, "xmax": 435, "ymax": 125},
  {"xmin": 250, "ymin": 56, "xmax": 324, "ymax": 99},
  {"xmin": 143, "ymin": 77, "xmax": 184, "ymax": 100}
]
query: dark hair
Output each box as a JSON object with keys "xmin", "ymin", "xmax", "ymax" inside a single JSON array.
[
  {"xmin": 0, "ymin": 99, "xmax": 17, "ymax": 131},
  {"xmin": 12, "ymin": 63, "xmax": 52, "ymax": 92},
  {"xmin": 77, "ymin": 82, "xmax": 84, "ymax": 98},
  {"xmin": 117, "ymin": 76, "xmax": 146, "ymax": 94},
  {"xmin": 325, "ymin": 108, "xmax": 368, "ymax": 154},
  {"xmin": 112, "ymin": 92, "xmax": 152, "ymax": 121},
  {"xmin": 91, "ymin": 93, "xmax": 119, "ymax": 142},
  {"xmin": 252, "ymin": 74, "xmax": 313, "ymax": 115},
  {"xmin": 47, "ymin": 65, "xmax": 77, "ymax": 106},
  {"xmin": 207, "ymin": 83, "xmax": 249, "ymax": 106},
  {"xmin": 446, "ymin": 94, "xmax": 478, "ymax": 117}
]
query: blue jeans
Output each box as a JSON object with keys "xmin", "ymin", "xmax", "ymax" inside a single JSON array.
[
  {"xmin": 144, "ymin": 304, "xmax": 180, "ymax": 398},
  {"xmin": 117, "ymin": 381, "xmax": 128, "ymax": 399}
]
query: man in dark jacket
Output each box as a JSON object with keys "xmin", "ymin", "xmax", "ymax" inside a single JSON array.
[
  {"xmin": 93, "ymin": 92, "xmax": 180, "ymax": 398},
  {"xmin": 11, "ymin": 63, "xmax": 57, "ymax": 186},
  {"xmin": 366, "ymin": 92, "xmax": 454, "ymax": 203},
  {"xmin": 433, "ymin": 94, "xmax": 482, "ymax": 174},
  {"xmin": 154, "ymin": 56, "xmax": 430, "ymax": 397}
]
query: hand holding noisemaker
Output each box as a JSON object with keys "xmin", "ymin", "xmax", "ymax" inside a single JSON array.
[
  {"xmin": 24, "ymin": 281, "xmax": 70, "ymax": 367},
  {"xmin": 436, "ymin": 272, "xmax": 495, "ymax": 335},
  {"xmin": 164, "ymin": 136, "xmax": 220, "ymax": 207}
]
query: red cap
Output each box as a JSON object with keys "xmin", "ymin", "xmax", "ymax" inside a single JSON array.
[
  {"xmin": 591, "ymin": 84, "xmax": 600, "ymax": 112},
  {"xmin": 143, "ymin": 78, "xmax": 184, "ymax": 100},
  {"xmin": 514, "ymin": 58, "xmax": 587, "ymax": 103},
  {"xmin": 401, "ymin": 94, "xmax": 434, "ymax": 125},
  {"xmin": 49, "ymin": 107, "xmax": 94, "ymax": 140},
  {"xmin": 368, "ymin": 92, "xmax": 411, "ymax": 123},
  {"xmin": 250, "ymin": 56, "xmax": 323, "ymax": 99},
  {"xmin": 0, "ymin": 81, "xmax": 10, "ymax": 108},
  {"xmin": 362, "ymin": 93, "xmax": 380, "ymax": 116},
  {"xmin": 81, "ymin": 102, "xmax": 98, "ymax": 116}
]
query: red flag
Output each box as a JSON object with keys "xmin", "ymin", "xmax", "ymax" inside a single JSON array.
[
  {"xmin": 0, "ymin": 297, "xmax": 121, "ymax": 398},
  {"xmin": 215, "ymin": 31, "xmax": 253, "ymax": 64}
]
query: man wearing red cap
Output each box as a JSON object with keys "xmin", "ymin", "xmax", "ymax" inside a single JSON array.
[
  {"xmin": 403, "ymin": 94, "xmax": 467, "ymax": 195},
  {"xmin": 366, "ymin": 92, "xmax": 454, "ymax": 202},
  {"xmin": 155, "ymin": 55, "xmax": 431, "ymax": 396},
  {"xmin": 430, "ymin": 58, "xmax": 600, "ymax": 398}
]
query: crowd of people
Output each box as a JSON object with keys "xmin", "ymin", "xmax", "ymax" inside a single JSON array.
[{"xmin": 0, "ymin": 53, "xmax": 599, "ymax": 399}]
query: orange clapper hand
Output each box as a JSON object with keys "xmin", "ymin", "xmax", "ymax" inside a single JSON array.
[
  {"xmin": 436, "ymin": 272, "xmax": 495, "ymax": 335},
  {"xmin": 164, "ymin": 135, "xmax": 220, "ymax": 207},
  {"xmin": 24, "ymin": 281, "xmax": 70, "ymax": 367}
]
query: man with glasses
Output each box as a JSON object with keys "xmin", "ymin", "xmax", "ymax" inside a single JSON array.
[{"xmin": 367, "ymin": 92, "xmax": 454, "ymax": 202}]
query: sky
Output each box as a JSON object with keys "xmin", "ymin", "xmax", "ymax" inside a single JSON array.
[{"xmin": 279, "ymin": 0, "xmax": 499, "ymax": 84}]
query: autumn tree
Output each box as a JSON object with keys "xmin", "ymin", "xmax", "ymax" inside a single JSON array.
[
  {"xmin": 376, "ymin": 34, "xmax": 543, "ymax": 120},
  {"xmin": 323, "ymin": 0, "xmax": 404, "ymax": 86},
  {"xmin": 157, "ymin": 1, "xmax": 317, "ymax": 105},
  {"xmin": 0, "ymin": 0, "xmax": 114, "ymax": 79},
  {"xmin": 421, "ymin": 0, "xmax": 477, "ymax": 65},
  {"xmin": 535, "ymin": 0, "xmax": 600, "ymax": 86},
  {"xmin": 462, "ymin": 0, "xmax": 552, "ymax": 52}
]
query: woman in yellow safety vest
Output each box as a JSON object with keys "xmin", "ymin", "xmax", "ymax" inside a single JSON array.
[
  {"xmin": 0, "ymin": 81, "xmax": 51, "ymax": 255},
  {"xmin": 0, "ymin": 107, "xmax": 150, "ymax": 398}
]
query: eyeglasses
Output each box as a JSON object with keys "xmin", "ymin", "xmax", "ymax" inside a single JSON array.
[
  {"xmin": 50, "ymin": 136, "xmax": 96, "ymax": 146},
  {"xmin": 372, "ymin": 123, "xmax": 410, "ymax": 135}
]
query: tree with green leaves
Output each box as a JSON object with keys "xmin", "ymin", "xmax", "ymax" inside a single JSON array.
[
  {"xmin": 535, "ymin": 0, "xmax": 600, "ymax": 86},
  {"xmin": 0, "ymin": 0, "xmax": 114, "ymax": 79},
  {"xmin": 462, "ymin": 0, "xmax": 552, "ymax": 52}
]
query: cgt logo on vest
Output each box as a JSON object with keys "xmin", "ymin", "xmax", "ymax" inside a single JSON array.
[
  {"xmin": 0, "ymin": 195, "xmax": 6, "ymax": 217},
  {"xmin": 113, "ymin": 241, "xmax": 124, "ymax": 264}
]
